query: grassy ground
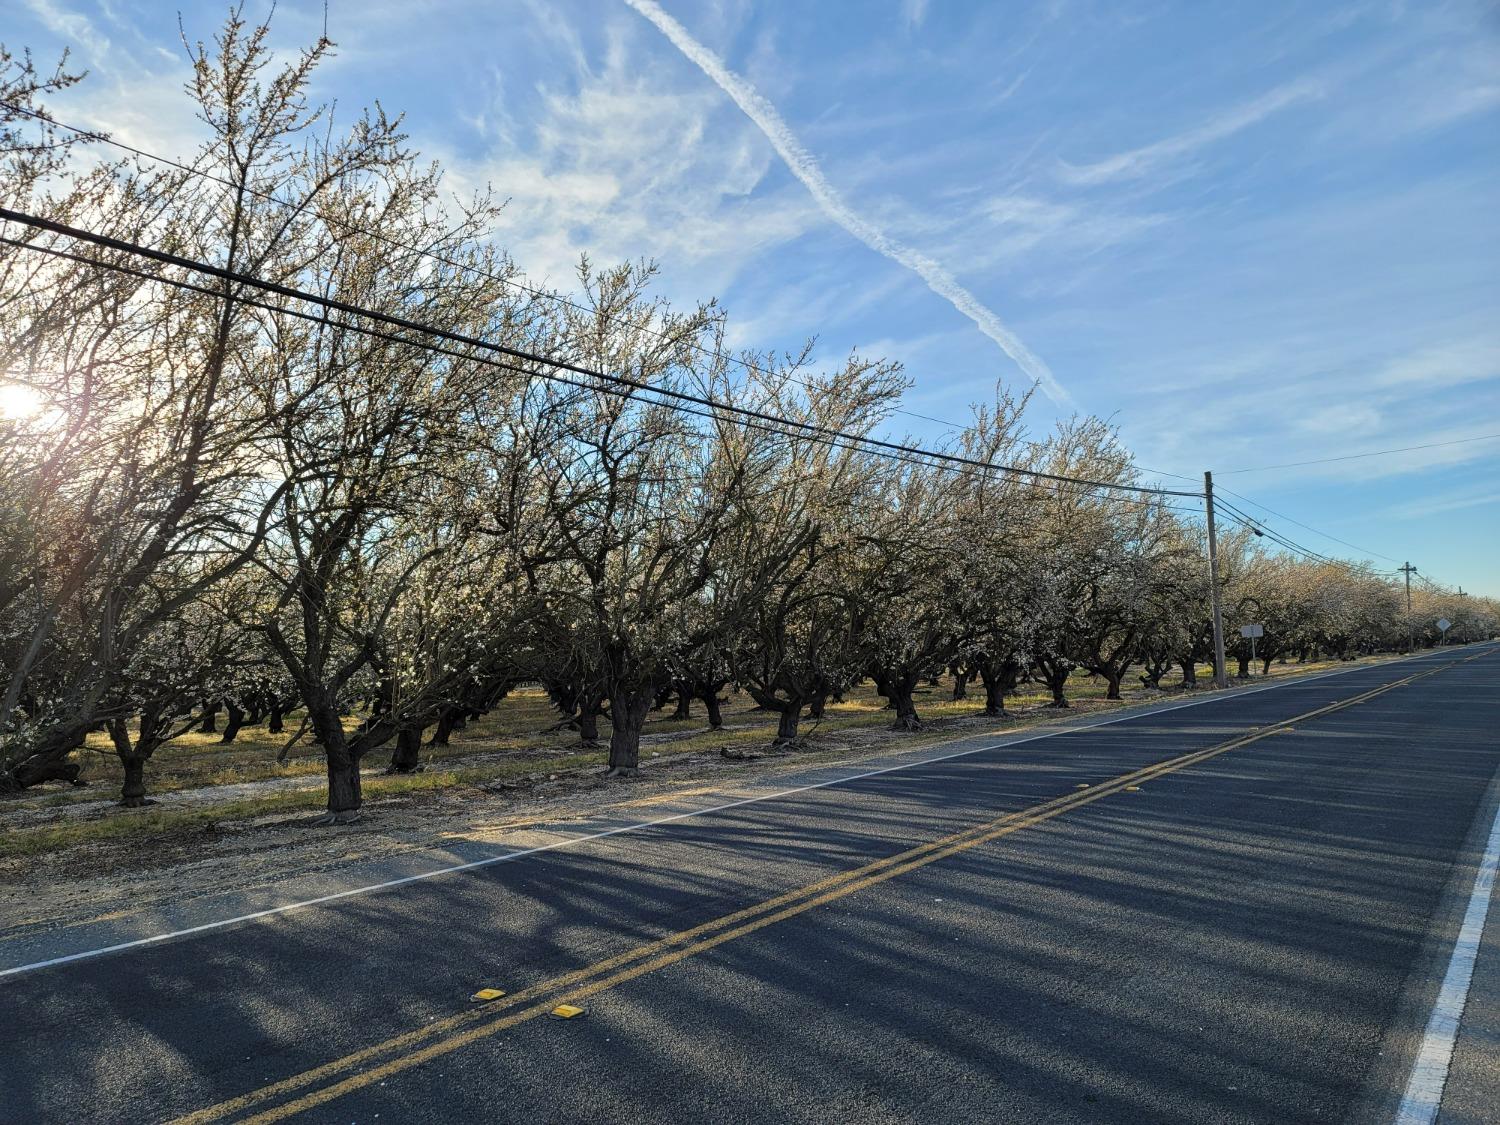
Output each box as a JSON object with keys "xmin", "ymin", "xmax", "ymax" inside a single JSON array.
[{"xmin": 0, "ymin": 655, "xmax": 1393, "ymax": 860}]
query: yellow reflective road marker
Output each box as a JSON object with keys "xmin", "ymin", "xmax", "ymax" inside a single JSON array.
[
  {"xmin": 1125, "ymin": 786, "xmax": 1141, "ymax": 792},
  {"xmin": 1074, "ymin": 783, "xmax": 1090, "ymax": 789},
  {"xmin": 470, "ymin": 989, "xmax": 506, "ymax": 1002},
  {"xmin": 550, "ymin": 1004, "xmax": 585, "ymax": 1019}
]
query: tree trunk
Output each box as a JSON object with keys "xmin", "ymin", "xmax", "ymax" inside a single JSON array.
[
  {"xmin": 701, "ymin": 690, "xmax": 724, "ymax": 730},
  {"xmin": 978, "ymin": 664, "xmax": 1009, "ymax": 716},
  {"xmin": 267, "ymin": 702, "xmax": 286, "ymax": 734},
  {"xmin": 198, "ymin": 702, "xmax": 219, "ymax": 734},
  {"xmin": 430, "ymin": 706, "xmax": 462, "ymax": 747},
  {"xmin": 670, "ymin": 688, "xmax": 692, "ymax": 721},
  {"xmin": 950, "ymin": 662, "xmax": 970, "ymax": 701},
  {"xmin": 219, "ymin": 701, "xmax": 246, "ymax": 744},
  {"xmin": 578, "ymin": 698, "xmax": 602, "ymax": 747},
  {"xmin": 605, "ymin": 688, "xmax": 653, "ymax": 776},
  {"xmin": 774, "ymin": 703, "xmax": 803, "ymax": 744},
  {"xmin": 1180, "ymin": 660, "xmax": 1197, "ymax": 688},
  {"xmin": 808, "ymin": 693, "xmax": 827, "ymax": 720},
  {"xmin": 120, "ymin": 756, "xmax": 149, "ymax": 808},
  {"xmin": 302, "ymin": 686, "xmax": 362, "ymax": 822},
  {"xmin": 387, "ymin": 723, "xmax": 424, "ymax": 773},
  {"xmin": 1236, "ymin": 651, "xmax": 1250, "ymax": 679},
  {"xmin": 106, "ymin": 716, "xmax": 160, "ymax": 807},
  {"xmin": 325, "ymin": 754, "xmax": 362, "ymax": 819},
  {"xmin": 5, "ymin": 756, "xmax": 82, "ymax": 789},
  {"xmin": 883, "ymin": 675, "xmax": 923, "ymax": 731},
  {"xmin": 1044, "ymin": 665, "xmax": 1071, "ymax": 708},
  {"xmin": 1104, "ymin": 669, "xmax": 1123, "ymax": 700}
]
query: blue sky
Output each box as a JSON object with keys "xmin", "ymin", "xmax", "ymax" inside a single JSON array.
[{"xmin": 10, "ymin": 0, "xmax": 1500, "ymax": 593}]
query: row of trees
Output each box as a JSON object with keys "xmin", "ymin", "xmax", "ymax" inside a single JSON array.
[{"xmin": 2, "ymin": 17, "xmax": 1494, "ymax": 820}]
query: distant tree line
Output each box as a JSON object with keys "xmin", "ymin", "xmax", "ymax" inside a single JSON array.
[{"xmin": 2, "ymin": 16, "xmax": 1494, "ymax": 820}]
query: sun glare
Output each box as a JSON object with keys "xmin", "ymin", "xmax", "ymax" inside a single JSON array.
[{"xmin": 0, "ymin": 384, "xmax": 45, "ymax": 420}]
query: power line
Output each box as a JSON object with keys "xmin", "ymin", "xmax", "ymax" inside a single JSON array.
[
  {"xmin": 1215, "ymin": 499, "xmax": 1395, "ymax": 577},
  {"xmin": 0, "ymin": 99, "xmax": 1209, "ymax": 497},
  {"xmin": 1220, "ymin": 433, "xmax": 1500, "ymax": 475},
  {"xmin": 0, "ymin": 214, "xmax": 1198, "ymax": 509},
  {"xmin": 1217, "ymin": 486, "xmax": 1403, "ymax": 565},
  {"xmin": 0, "ymin": 101, "xmax": 1048, "ymax": 451},
  {"xmin": 0, "ymin": 235, "xmax": 1182, "ymax": 516}
]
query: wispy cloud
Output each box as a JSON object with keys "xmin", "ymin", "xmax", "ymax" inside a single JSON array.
[
  {"xmin": 621, "ymin": 0, "xmax": 1072, "ymax": 407},
  {"xmin": 1374, "ymin": 339, "xmax": 1499, "ymax": 391},
  {"xmin": 1388, "ymin": 483, "xmax": 1500, "ymax": 521},
  {"xmin": 450, "ymin": 36, "xmax": 817, "ymax": 298},
  {"xmin": 21, "ymin": 0, "xmax": 112, "ymax": 61},
  {"xmin": 901, "ymin": 0, "xmax": 931, "ymax": 30},
  {"xmin": 1059, "ymin": 78, "xmax": 1324, "ymax": 186}
]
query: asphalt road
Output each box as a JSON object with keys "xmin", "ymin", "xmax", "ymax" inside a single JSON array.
[{"xmin": 2, "ymin": 645, "xmax": 1497, "ymax": 1124}]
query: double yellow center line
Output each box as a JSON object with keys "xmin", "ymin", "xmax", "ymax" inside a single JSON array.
[{"xmin": 176, "ymin": 650, "xmax": 1488, "ymax": 1124}]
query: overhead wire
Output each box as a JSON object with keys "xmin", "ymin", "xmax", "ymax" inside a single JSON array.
[
  {"xmin": 1216, "ymin": 485, "xmax": 1403, "ymax": 565},
  {"xmin": 0, "ymin": 219, "xmax": 1442, "ymax": 581},
  {"xmin": 1214, "ymin": 499, "xmax": 1397, "ymax": 578},
  {"xmin": 1219, "ymin": 433, "xmax": 1500, "ymax": 474},
  {"xmin": 0, "ymin": 99, "xmax": 1204, "ymax": 494},
  {"xmin": 2, "ymin": 111, "xmax": 1468, "ymax": 558},
  {"xmin": 0, "ymin": 221, "xmax": 1192, "ymax": 510},
  {"xmin": 0, "ymin": 103, "xmax": 1065, "ymax": 455}
]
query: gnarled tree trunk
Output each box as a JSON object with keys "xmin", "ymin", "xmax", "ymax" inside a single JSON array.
[
  {"xmin": 430, "ymin": 706, "xmax": 465, "ymax": 747},
  {"xmin": 605, "ymin": 688, "xmax": 654, "ymax": 776},
  {"xmin": 578, "ymin": 693, "xmax": 605, "ymax": 747},
  {"xmin": 879, "ymin": 673, "xmax": 923, "ymax": 731},
  {"xmin": 1038, "ymin": 659, "xmax": 1071, "ymax": 708},
  {"xmin": 950, "ymin": 661, "xmax": 970, "ymax": 701},
  {"xmin": 325, "ymin": 753, "xmax": 362, "ymax": 819},
  {"xmin": 387, "ymin": 722, "xmax": 424, "ymax": 773},
  {"xmin": 774, "ymin": 702, "xmax": 804, "ymax": 744},
  {"xmin": 120, "ymin": 756, "xmax": 148, "ymax": 807},
  {"xmin": 700, "ymin": 689, "xmax": 724, "ymax": 730},
  {"xmin": 978, "ymin": 656, "xmax": 1022, "ymax": 717},
  {"xmin": 219, "ymin": 700, "xmax": 246, "ymax": 744}
]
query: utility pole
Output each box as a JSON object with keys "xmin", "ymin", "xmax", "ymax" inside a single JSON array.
[
  {"xmin": 1204, "ymin": 470, "xmax": 1228, "ymax": 689},
  {"xmin": 1399, "ymin": 561, "xmax": 1418, "ymax": 652}
]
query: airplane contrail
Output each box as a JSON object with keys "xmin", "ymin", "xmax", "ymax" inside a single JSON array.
[{"xmin": 622, "ymin": 0, "xmax": 1072, "ymax": 407}]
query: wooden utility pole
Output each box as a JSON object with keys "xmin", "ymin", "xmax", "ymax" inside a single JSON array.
[
  {"xmin": 1204, "ymin": 471, "xmax": 1228, "ymax": 689},
  {"xmin": 1399, "ymin": 561, "xmax": 1418, "ymax": 652}
]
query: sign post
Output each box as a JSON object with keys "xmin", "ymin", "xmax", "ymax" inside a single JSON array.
[{"xmin": 1240, "ymin": 623, "xmax": 1265, "ymax": 677}]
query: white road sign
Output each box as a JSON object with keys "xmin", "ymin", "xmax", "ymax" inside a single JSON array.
[
  {"xmin": 1437, "ymin": 617, "xmax": 1452, "ymax": 633},
  {"xmin": 1239, "ymin": 623, "xmax": 1265, "ymax": 638}
]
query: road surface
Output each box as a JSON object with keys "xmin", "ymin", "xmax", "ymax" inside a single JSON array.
[{"xmin": 1, "ymin": 644, "xmax": 1497, "ymax": 1124}]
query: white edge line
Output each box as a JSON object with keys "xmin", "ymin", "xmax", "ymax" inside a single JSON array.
[
  {"xmin": 1, "ymin": 645, "xmax": 1485, "ymax": 981},
  {"xmin": 1394, "ymin": 780, "xmax": 1500, "ymax": 1123}
]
